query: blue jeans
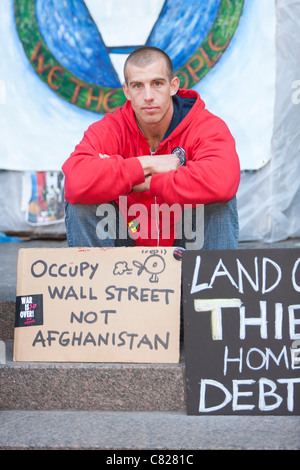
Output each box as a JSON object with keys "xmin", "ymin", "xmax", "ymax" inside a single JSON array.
[{"xmin": 64, "ymin": 196, "xmax": 238, "ymax": 250}]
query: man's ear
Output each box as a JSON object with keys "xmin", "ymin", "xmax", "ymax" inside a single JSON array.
[
  {"xmin": 123, "ymin": 83, "xmax": 131, "ymax": 100},
  {"xmin": 170, "ymin": 76, "xmax": 180, "ymax": 96}
]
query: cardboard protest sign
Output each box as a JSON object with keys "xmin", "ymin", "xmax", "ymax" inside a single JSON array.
[
  {"xmin": 182, "ymin": 249, "xmax": 300, "ymax": 415},
  {"xmin": 14, "ymin": 247, "xmax": 181, "ymax": 363}
]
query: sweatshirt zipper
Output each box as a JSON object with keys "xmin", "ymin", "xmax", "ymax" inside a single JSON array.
[{"xmin": 149, "ymin": 147, "xmax": 160, "ymax": 246}]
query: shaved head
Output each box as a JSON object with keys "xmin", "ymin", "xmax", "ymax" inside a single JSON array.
[{"xmin": 124, "ymin": 47, "xmax": 174, "ymax": 84}]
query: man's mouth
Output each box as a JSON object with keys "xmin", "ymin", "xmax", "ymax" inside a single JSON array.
[{"xmin": 143, "ymin": 106, "xmax": 158, "ymax": 112}]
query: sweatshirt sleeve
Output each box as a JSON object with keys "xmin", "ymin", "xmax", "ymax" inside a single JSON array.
[
  {"xmin": 62, "ymin": 119, "xmax": 145, "ymax": 205},
  {"xmin": 150, "ymin": 113, "xmax": 240, "ymax": 206}
]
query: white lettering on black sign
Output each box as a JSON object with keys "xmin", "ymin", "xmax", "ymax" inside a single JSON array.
[{"xmin": 182, "ymin": 249, "xmax": 300, "ymax": 415}]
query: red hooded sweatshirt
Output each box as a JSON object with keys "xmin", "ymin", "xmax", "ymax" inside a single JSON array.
[{"xmin": 62, "ymin": 89, "xmax": 240, "ymax": 246}]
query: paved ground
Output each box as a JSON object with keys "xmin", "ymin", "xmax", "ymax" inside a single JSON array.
[{"xmin": 1, "ymin": 410, "xmax": 299, "ymax": 450}]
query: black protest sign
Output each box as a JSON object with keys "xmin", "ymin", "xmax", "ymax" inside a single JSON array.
[{"xmin": 182, "ymin": 249, "xmax": 300, "ymax": 415}]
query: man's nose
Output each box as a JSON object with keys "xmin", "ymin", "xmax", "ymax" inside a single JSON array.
[{"xmin": 143, "ymin": 85, "xmax": 154, "ymax": 101}]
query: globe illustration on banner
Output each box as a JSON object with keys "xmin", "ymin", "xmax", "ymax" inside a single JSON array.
[{"xmin": 14, "ymin": 0, "xmax": 244, "ymax": 114}]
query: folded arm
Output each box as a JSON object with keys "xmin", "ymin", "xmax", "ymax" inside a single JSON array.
[
  {"xmin": 62, "ymin": 122, "xmax": 180, "ymax": 204},
  {"xmin": 62, "ymin": 122, "xmax": 146, "ymax": 204},
  {"xmin": 149, "ymin": 119, "xmax": 241, "ymax": 205}
]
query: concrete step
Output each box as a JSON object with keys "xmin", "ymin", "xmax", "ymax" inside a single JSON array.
[
  {"xmin": 1, "ymin": 409, "xmax": 299, "ymax": 450},
  {"xmin": 0, "ymin": 342, "xmax": 186, "ymax": 412},
  {"xmin": 0, "ymin": 301, "xmax": 15, "ymax": 342}
]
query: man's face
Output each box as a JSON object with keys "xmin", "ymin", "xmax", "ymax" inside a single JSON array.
[{"xmin": 123, "ymin": 58, "xmax": 179, "ymax": 130}]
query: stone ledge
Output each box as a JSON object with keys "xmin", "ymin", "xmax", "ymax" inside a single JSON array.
[
  {"xmin": 0, "ymin": 342, "xmax": 186, "ymax": 412},
  {"xmin": 0, "ymin": 301, "xmax": 15, "ymax": 341}
]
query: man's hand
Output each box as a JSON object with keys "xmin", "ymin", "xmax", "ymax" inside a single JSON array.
[
  {"xmin": 151, "ymin": 154, "xmax": 181, "ymax": 174},
  {"xmin": 132, "ymin": 154, "xmax": 180, "ymax": 193},
  {"xmin": 137, "ymin": 154, "xmax": 180, "ymax": 176},
  {"xmin": 132, "ymin": 175, "xmax": 152, "ymax": 192}
]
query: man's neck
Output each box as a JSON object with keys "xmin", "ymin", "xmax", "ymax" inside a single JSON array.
[
  {"xmin": 147, "ymin": 133, "xmax": 163, "ymax": 153},
  {"xmin": 137, "ymin": 122, "xmax": 168, "ymax": 153},
  {"xmin": 136, "ymin": 100, "xmax": 174, "ymax": 153}
]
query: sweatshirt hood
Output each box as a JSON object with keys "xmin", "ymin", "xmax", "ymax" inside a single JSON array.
[{"xmin": 121, "ymin": 88, "xmax": 205, "ymax": 144}]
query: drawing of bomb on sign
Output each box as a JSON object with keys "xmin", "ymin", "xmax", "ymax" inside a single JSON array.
[
  {"xmin": 133, "ymin": 253, "xmax": 166, "ymax": 283},
  {"xmin": 113, "ymin": 250, "xmax": 166, "ymax": 283}
]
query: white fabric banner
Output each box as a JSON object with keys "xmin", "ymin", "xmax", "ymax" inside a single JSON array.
[
  {"xmin": 0, "ymin": 0, "xmax": 299, "ymax": 241},
  {"xmin": 0, "ymin": 0, "xmax": 275, "ymax": 172}
]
